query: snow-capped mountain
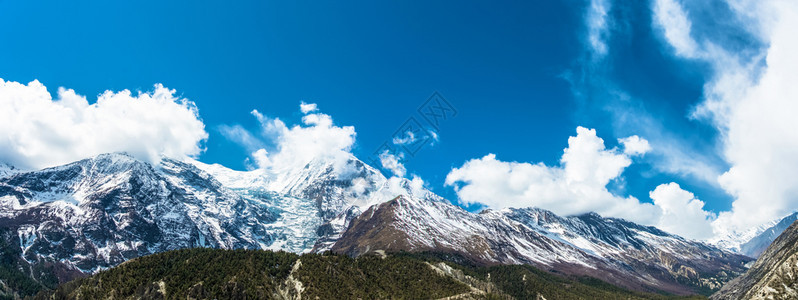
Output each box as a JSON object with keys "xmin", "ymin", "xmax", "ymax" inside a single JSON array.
[
  {"xmin": 190, "ymin": 155, "xmax": 440, "ymax": 252},
  {"xmin": 332, "ymin": 195, "xmax": 752, "ymax": 295},
  {"xmin": 737, "ymin": 212, "xmax": 798, "ymax": 258},
  {"xmin": 0, "ymin": 153, "xmax": 279, "ymax": 275},
  {"xmin": 0, "ymin": 152, "xmax": 755, "ymax": 295},
  {"xmin": 0, "ymin": 152, "xmax": 437, "ymax": 282},
  {"xmin": 0, "ymin": 163, "xmax": 17, "ymax": 179},
  {"xmin": 710, "ymin": 212, "xmax": 798, "ymax": 258}
]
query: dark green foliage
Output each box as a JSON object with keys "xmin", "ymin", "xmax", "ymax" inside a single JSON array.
[
  {"xmin": 36, "ymin": 249, "xmax": 472, "ymax": 300},
  {"xmin": 295, "ymin": 252, "xmax": 470, "ymax": 299},
  {"xmin": 34, "ymin": 248, "xmax": 711, "ymax": 300},
  {"xmin": 479, "ymin": 265, "xmax": 707, "ymax": 299},
  {"xmin": 399, "ymin": 251, "xmax": 706, "ymax": 300},
  {"xmin": 0, "ymin": 228, "xmax": 59, "ymax": 298},
  {"xmin": 37, "ymin": 248, "xmax": 299, "ymax": 300}
]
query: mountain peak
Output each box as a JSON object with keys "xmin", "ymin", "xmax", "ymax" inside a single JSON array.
[{"xmin": 578, "ymin": 211, "xmax": 603, "ymax": 219}]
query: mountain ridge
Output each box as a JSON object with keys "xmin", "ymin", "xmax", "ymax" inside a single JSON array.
[
  {"xmin": 332, "ymin": 195, "xmax": 750, "ymax": 295},
  {"xmin": 0, "ymin": 152, "xmax": 753, "ymax": 297}
]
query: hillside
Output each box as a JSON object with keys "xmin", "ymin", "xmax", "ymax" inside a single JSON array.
[
  {"xmin": 711, "ymin": 220, "xmax": 798, "ymax": 299},
  {"xmin": 34, "ymin": 248, "xmax": 704, "ymax": 300}
]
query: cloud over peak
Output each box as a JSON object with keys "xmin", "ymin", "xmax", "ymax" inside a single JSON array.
[
  {"xmin": 0, "ymin": 79, "xmax": 207, "ymax": 170},
  {"xmin": 222, "ymin": 102, "xmax": 357, "ymax": 176}
]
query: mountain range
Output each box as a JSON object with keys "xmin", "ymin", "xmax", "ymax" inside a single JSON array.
[{"xmin": 0, "ymin": 152, "xmax": 763, "ymax": 296}]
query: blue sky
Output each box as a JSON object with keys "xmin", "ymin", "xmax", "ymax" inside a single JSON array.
[{"xmin": 2, "ymin": 0, "xmax": 794, "ymax": 238}]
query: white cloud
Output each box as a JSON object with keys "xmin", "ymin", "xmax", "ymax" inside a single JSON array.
[
  {"xmin": 652, "ymin": 0, "xmax": 699, "ymax": 57},
  {"xmin": 705, "ymin": 1, "xmax": 798, "ymax": 233},
  {"xmin": 379, "ymin": 150, "xmax": 406, "ymax": 178},
  {"xmin": 299, "ymin": 102, "xmax": 318, "ymax": 114},
  {"xmin": 650, "ymin": 0, "xmax": 798, "ymax": 235},
  {"xmin": 619, "ymin": 135, "xmax": 651, "ymax": 156},
  {"xmin": 246, "ymin": 103, "xmax": 357, "ymax": 175},
  {"xmin": 446, "ymin": 127, "xmax": 661, "ymax": 224},
  {"xmin": 447, "ymin": 126, "xmax": 718, "ymax": 238},
  {"xmin": 0, "ymin": 79, "xmax": 207, "ymax": 169},
  {"xmin": 650, "ymin": 182, "xmax": 715, "ymax": 240},
  {"xmin": 649, "ymin": 0, "xmax": 798, "ymax": 237}
]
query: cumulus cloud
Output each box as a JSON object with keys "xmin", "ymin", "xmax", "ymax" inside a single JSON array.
[
  {"xmin": 0, "ymin": 79, "xmax": 208, "ymax": 170},
  {"xmin": 446, "ymin": 127, "xmax": 661, "ymax": 224},
  {"xmin": 650, "ymin": 183, "xmax": 715, "ymax": 240},
  {"xmin": 619, "ymin": 135, "xmax": 651, "ymax": 156},
  {"xmin": 446, "ymin": 127, "xmax": 716, "ymax": 238},
  {"xmin": 569, "ymin": 0, "xmax": 798, "ymax": 238}
]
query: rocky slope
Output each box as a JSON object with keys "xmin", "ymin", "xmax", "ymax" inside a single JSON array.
[
  {"xmin": 333, "ymin": 195, "xmax": 752, "ymax": 295},
  {"xmin": 711, "ymin": 219, "xmax": 798, "ymax": 300}
]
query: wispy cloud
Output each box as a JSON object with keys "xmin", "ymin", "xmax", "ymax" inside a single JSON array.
[
  {"xmin": 626, "ymin": 0, "xmax": 798, "ymax": 235},
  {"xmin": 652, "ymin": 0, "xmax": 699, "ymax": 57},
  {"xmin": 586, "ymin": 0, "xmax": 612, "ymax": 57},
  {"xmin": 705, "ymin": 1, "xmax": 798, "ymax": 233}
]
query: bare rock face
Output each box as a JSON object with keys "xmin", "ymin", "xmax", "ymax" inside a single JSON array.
[
  {"xmin": 712, "ymin": 220, "xmax": 798, "ymax": 300},
  {"xmin": 333, "ymin": 195, "xmax": 751, "ymax": 295}
]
